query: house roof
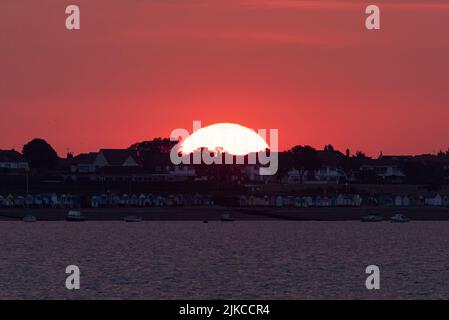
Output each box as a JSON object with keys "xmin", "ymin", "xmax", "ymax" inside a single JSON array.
[
  {"xmin": 0, "ymin": 150, "xmax": 27, "ymax": 163},
  {"xmin": 71, "ymin": 152, "xmax": 98, "ymax": 165},
  {"xmin": 99, "ymin": 149, "xmax": 138, "ymax": 166},
  {"xmin": 379, "ymin": 155, "xmax": 413, "ymax": 161}
]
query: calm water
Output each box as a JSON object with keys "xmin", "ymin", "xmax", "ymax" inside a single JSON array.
[{"xmin": 0, "ymin": 221, "xmax": 448, "ymax": 299}]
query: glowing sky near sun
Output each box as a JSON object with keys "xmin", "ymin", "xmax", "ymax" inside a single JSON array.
[
  {"xmin": 1, "ymin": 0, "xmax": 448, "ymax": 156},
  {"xmin": 180, "ymin": 123, "xmax": 270, "ymax": 155}
]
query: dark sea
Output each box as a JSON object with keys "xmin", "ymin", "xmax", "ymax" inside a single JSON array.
[{"xmin": 0, "ymin": 221, "xmax": 448, "ymax": 299}]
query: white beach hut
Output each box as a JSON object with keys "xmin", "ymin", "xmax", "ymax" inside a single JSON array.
[{"xmin": 275, "ymin": 195, "xmax": 283, "ymax": 207}]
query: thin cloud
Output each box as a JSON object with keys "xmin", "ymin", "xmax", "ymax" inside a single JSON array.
[
  {"xmin": 121, "ymin": 29, "xmax": 361, "ymax": 48},
  {"xmin": 143, "ymin": 0, "xmax": 449, "ymax": 11}
]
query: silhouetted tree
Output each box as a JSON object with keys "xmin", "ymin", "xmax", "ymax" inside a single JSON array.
[
  {"xmin": 401, "ymin": 160, "xmax": 445, "ymax": 190},
  {"xmin": 129, "ymin": 138, "xmax": 177, "ymax": 170},
  {"xmin": 355, "ymin": 151, "xmax": 369, "ymax": 159},
  {"xmin": 22, "ymin": 138, "xmax": 59, "ymax": 169},
  {"xmin": 341, "ymin": 150, "xmax": 370, "ymax": 177},
  {"xmin": 324, "ymin": 144, "xmax": 334, "ymax": 152},
  {"xmin": 288, "ymin": 145, "xmax": 321, "ymax": 179}
]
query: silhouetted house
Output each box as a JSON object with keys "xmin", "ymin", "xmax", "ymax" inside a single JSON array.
[
  {"xmin": 0, "ymin": 150, "xmax": 29, "ymax": 170},
  {"xmin": 70, "ymin": 152, "xmax": 98, "ymax": 173},
  {"xmin": 69, "ymin": 149, "xmax": 139, "ymax": 174},
  {"xmin": 359, "ymin": 156, "xmax": 406, "ymax": 183},
  {"xmin": 167, "ymin": 164, "xmax": 196, "ymax": 178},
  {"xmin": 286, "ymin": 169, "xmax": 302, "ymax": 184},
  {"xmin": 315, "ymin": 166, "xmax": 346, "ymax": 183},
  {"xmin": 315, "ymin": 150, "xmax": 346, "ymax": 183},
  {"xmin": 378, "ymin": 155, "xmax": 413, "ymax": 162},
  {"xmin": 94, "ymin": 149, "xmax": 139, "ymax": 168},
  {"xmin": 96, "ymin": 166, "xmax": 145, "ymax": 182}
]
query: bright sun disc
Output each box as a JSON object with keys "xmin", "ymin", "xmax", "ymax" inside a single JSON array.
[{"xmin": 180, "ymin": 123, "xmax": 269, "ymax": 156}]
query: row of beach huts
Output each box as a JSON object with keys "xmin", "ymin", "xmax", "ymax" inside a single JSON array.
[
  {"xmin": 1, "ymin": 193, "xmax": 449, "ymax": 209},
  {"xmin": 239, "ymin": 194, "xmax": 449, "ymax": 208},
  {"xmin": 89, "ymin": 193, "xmax": 215, "ymax": 207},
  {"xmin": 239, "ymin": 194, "xmax": 363, "ymax": 207},
  {"xmin": 0, "ymin": 194, "xmax": 79, "ymax": 208},
  {"xmin": 0, "ymin": 193, "xmax": 215, "ymax": 208}
]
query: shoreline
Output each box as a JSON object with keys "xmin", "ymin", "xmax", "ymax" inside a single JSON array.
[{"xmin": 1, "ymin": 206, "xmax": 449, "ymax": 221}]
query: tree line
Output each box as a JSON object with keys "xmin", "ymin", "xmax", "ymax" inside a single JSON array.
[{"xmin": 16, "ymin": 138, "xmax": 449, "ymax": 188}]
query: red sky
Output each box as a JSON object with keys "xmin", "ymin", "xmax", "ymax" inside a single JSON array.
[{"xmin": 1, "ymin": 0, "xmax": 448, "ymax": 156}]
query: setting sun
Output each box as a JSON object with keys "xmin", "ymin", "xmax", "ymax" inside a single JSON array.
[{"xmin": 180, "ymin": 123, "xmax": 269, "ymax": 156}]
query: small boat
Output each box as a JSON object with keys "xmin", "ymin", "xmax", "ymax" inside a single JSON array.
[
  {"xmin": 390, "ymin": 213, "xmax": 410, "ymax": 223},
  {"xmin": 220, "ymin": 213, "xmax": 235, "ymax": 222},
  {"xmin": 23, "ymin": 215, "xmax": 37, "ymax": 223},
  {"xmin": 203, "ymin": 220, "xmax": 209, "ymax": 223},
  {"xmin": 124, "ymin": 215, "xmax": 142, "ymax": 222},
  {"xmin": 361, "ymin": 214, "xmax": 383, "ymax": 222},
  {"xmin": 66, "ymin": 210, "xmax": 86, "ymax": 221}
]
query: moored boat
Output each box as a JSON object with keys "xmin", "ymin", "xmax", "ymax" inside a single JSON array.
[
  {"xmin": 124, "ymin": 215, "xmax": 142, "ymax": 222},
  {"xmin": 66, "ymin": 210, "xmax": 86, "ymax": 221},
  {"xmin": 361, "ymin": 214, "xmax": 383, "ymax": 222},
  {"xmin": 220, "ymin": 213, "xmax": 235, "ymax": 222},
  {"xmin": 23, "ymin": 215, "xmax": 37, "ymax": 223},
  {"xmin": 390, "ymin": 213, "xmax": 410, "ymax": 223}
]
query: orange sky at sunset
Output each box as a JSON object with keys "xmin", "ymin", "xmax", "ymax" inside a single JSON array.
[{"xmin": 1, "ymin": 0, "xmax": 448, "ymax": 156}]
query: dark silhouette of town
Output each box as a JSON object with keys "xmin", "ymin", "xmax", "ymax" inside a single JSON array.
[{"xmin": 1, "ymin": 138, "xmax": 449, "ymax": 212}]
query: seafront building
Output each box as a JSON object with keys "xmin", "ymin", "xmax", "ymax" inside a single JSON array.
[{"xmin": 1, "ymin": 146, "xmax": 449, "ymax": 208}]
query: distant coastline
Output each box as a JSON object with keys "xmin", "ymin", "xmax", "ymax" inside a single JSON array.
[{"xmin": 2, "ymin": 206, "xmax": 449, "ymax": 221}]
